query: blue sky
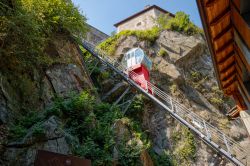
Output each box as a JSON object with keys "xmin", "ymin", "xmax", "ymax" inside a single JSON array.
[{"xmin": 72, "ymin": 0, "xmax": 202, "ymax": 35}]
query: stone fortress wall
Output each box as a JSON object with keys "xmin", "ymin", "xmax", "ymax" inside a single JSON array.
[
  {"xmin": 86, "ymin": 23, "xmax": 109, "ymax": 45},
  {"xmin": 116, "ymin": 8, "xmax": 170, "ymax": 33}
]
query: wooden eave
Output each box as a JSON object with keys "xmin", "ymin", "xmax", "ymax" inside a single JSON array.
[
  {"xmin": 195, "ymin": 0, "xmax": 250, "ymax": 117},
  {"xmin": 197, "ymin": 0, "xmax": 237, "ymax": 95}
]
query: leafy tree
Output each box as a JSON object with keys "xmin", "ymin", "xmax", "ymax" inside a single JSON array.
[
  {"xmin": 19, "ymin": 0, "xmax": 87, "ymax": 37},
  {"xmin": 157, "ymin": 12, "xmax": 203, "ymax": 35},
  {"xmin": 156, "ymin": 13, "xmax": 171, "ymax": 30},
  {"xmin": 0, "ymin": 0, "xmax": 88, "ymax": 110},
  {"xmin": 0, "ymin": 0, "xmax": 87, "ymax": 71}
]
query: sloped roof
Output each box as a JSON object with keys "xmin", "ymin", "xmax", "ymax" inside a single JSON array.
[{"xmin": 114, "ymin": 5, "xmax": 175, "ymax": 27}]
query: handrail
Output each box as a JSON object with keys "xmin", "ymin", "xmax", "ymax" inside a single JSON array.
[{"xmin": 80, "ymin": 39, "xmax": 249, "ymax": 166}]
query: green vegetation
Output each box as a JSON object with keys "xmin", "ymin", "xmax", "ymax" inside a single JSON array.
[
  {"xmin": 43, "ymin": 91, "xmax": 149, "ymax": 165},
  {"xmin": 210, "ymin": 86, "xmax": 235, "ymax": 110},
  {"xmin": 209, "ymin": 97, "xmax": 224, "ymax": 106},
  {"xmin": 20, "ymin": 0, "xmax": 87, "ymax": 37},
  {"xmin": 129, "ymin": 95, "xmax": 145, "ymax": 113},
  {"xmin": 158, "ymin": 48, "xmax": 168, "ymax": 57},
  {"xmin": 2, "ymin": 2, "xmax": 203, "ymax": 164},
  {"xmin": 188, "ymin": 70, "xmax": 234, "ymax": 110},
  {"xmin": 80, "ymin": 45, "xmax": 93, "ymax": 62},
  {"xmin": 0, "ymin": 0, "xmax": 87, "ymax": 111},
  {"xmin": 156, "ymin": 13, "xmax": 171, "ymax": 30},
  {"xmin": 100, "ymin": 71, "xmax": 110, "ymax": 80},
  {"xmin": 190, "ymin": 71, "xmax": 201, "ymax": 81},
  {"xmin": 150, "ymin": 149, "xmax": 175, "ymax": 166},
  {"xmin": 8, "ymin": 125, "xmax": 27, "ymax": 140},
  {"xmin": 33, "ymin": 124, "xmax": 45, "ymax": 137},
  {"xmin": 157, "ymin": 12, "xmax": 203, "ymax": 35},
  {"xmin": 98, "ymin": 11, "xmax": 202, "ymax": 57},
  {"xmin": 172, "ymin": 126, "xmax": 196, "ymax": 165},
  {"xmin": 188, "ymin": 70, "xmax": 208, "ymax": 91},
  {"xmin": 210, "ymin": 86, "xmax": 225, "ymax": 102},
  {"xmin": 218, "ymin": 118, "xmax": 230, "ymax": 130},
  {"xmin": 79, "ymin": 46, "xmax": 102, "ymax": 82},
  {"xmin": 98, "ymin": 27, "xmax": 160, "ymax": 55},
  {"xmin": 9, "ymin": 90, "xmax": 151, "ymax": 165},
  {"xmin": 118, "ymin": 139, "xmax": 144, "ymax": 165},
  {"xmin": 170, "ymin": 84, "xmax": 178, "ymax": 94},
  {"xmin": 8, "ymin": 111, "xmax": 43, "ymax": 140},
  {"xmin": 1, "ymin": 0, "xmax": 87, "ymax": 69}
]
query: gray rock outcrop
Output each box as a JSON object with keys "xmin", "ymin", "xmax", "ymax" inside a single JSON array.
[
  {"xmin": 2, "ymin": 116, "xmax": 71, "ymax": 166},
  {"xmin": 108, "ymin": 30, "xmax": 250, "ymax": 165},
  {"xmin": 0, "ymin": 33, "xmax": 95, "ymax": 165}
]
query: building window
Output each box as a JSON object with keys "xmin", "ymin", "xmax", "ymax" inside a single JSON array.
[{"xmin": 136, "ymin": 22, "xmax": 142, "ymax": 27}]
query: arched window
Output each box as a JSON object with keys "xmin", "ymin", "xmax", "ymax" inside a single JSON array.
[{"xmin": 131, "ymin": 51, "xmax": 134, "ymax": 58}]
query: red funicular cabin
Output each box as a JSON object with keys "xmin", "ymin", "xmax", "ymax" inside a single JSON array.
[{"xmin": 122, "ymin": 48, "xmax": 153, "ymax": 94}]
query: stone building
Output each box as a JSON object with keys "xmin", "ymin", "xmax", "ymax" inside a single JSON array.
[
  {"xmin": 86, "ymin": 23, "xmax": 109, "ymax": 45},
  {"xmin": 114, "ymin": 5, "xmax": 174, "ymax": 33}
]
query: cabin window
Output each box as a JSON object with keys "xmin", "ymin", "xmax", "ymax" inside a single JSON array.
[
  {"xmin": 135, "ymin": 49, "xmax": 140, "ymax": 64},
  {"xmin": 131, "ymin": 51, "xmax": 134, "ymax": 58},
  {"xmin": 136, "ymin": 22, "xmax": 142, "ymax": 27},
  {"xmin": 127, "ymin": 53, "xmax": 130, "ymax": 59}
]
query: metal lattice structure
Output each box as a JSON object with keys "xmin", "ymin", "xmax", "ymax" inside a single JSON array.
[{"xmin": 80, "ymin": 39, "xmax": 250, "ymax": 166}]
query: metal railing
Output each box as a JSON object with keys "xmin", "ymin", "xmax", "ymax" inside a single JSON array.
[{"xmin": 80, "ymin": 39, "xmax": 249, "ymax": 166}]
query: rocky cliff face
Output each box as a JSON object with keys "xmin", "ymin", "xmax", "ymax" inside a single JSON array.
[
  {"xmin": 102, "ymin": 30, "xmax": 250, "ymax": 165},
  {"xmin": 0, "ymin": 33, "xmax": 95, "ymax": 165},
  {"xmin": 1, "ymin": 27, "xmax": 249, "ymax": 165}
]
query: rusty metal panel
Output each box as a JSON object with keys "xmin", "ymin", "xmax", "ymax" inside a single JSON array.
[{"xmin": 34, "ymin": 150, "xmax": 91, "ymax": 166}]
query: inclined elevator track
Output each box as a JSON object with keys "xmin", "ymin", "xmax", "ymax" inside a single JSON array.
[{"xmin": 80, "ymin": 39, "xmax": 249, "ymax": 166}]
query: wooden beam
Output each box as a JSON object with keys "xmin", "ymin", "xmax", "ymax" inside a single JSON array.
[
  {"xmin": 235, "ymin": 51, "xmax": 243, "ymax": 74},
  {"xmin": 235, "ymin": 61, "xmax": 243, "ymax": 77},
  {"xmin": 224, "ymin": 84, "xmax": 236, "ymax": 95},
  {"xmin": 222, "ymin": 76, "xmax": 236, "ymax": 89},
  {"xmin": 205, "ymin": 0, "xmax": 216, "ymax": 7},
  {"xmin": 220, "ymin": 61, "xmax": 235, "ymax": 74},
  {"xmin": 213, "ymin": 24, "xmax": 232, "ymax": 42},
  {"xmin": 232, "ymin": 0, "xmax": 240, "ymax": 12},
  {"xmin": 227, "ymin": 105, "xmax": 239, "ymax": 119},
  {"xmin": 217, "ymin": 51, "xmax": 234, "ymax": 64},
  {"xmin": 221, "ymin": 69, "xmax": 236, "ymax": 81},
  {"xmin": 196, "ymin": 0, "xmax": 223, "ymax": 89},
  {"xmin": 216, "ymin": 39, "xmax": 234, "ymax": 54},
  {"xmin": 235, "ymin": 73, "xmax": 243, "ymax": 83},
  {"xmin": 209, "ymin": 6, "xmax": 231, "ymax": 26}
]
